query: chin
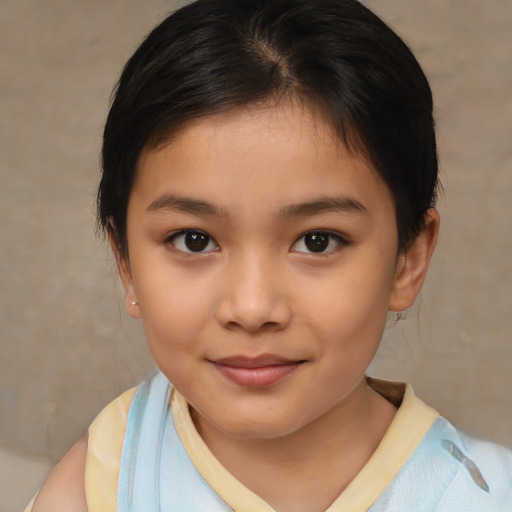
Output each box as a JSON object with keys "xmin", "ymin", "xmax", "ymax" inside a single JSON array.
[{"xmin": 212, "ymin": 411, "xmax": 306, "ymax": 441}]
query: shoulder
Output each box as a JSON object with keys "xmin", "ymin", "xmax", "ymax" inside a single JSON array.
[
  {"xmin": 457, "ymin": 429, "xmax": 512, "ymax": 494},
  {"xmin": 31, "ymin": 434, "xmax": 88, "ymax": 512},
  {"xmin": 30, "ymin": 386, "xmax": 139, "ymax": 512},
  {"xmin": 374, "ymin": 412, "xmax": 512, "ymax": 510},
  {"xmin": 88, "ymin": 385, "xmax": 137, "ymax": 436},
  {"xmin": 86, "ymin": 386, "xmax": 138, "ymax": 511},
  {"xmin": 428, "ymin": 417, "xmax": 512, "ymax": 507}
]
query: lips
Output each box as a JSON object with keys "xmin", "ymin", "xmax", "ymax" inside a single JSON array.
[{"xmin": 211, "ymin": 355, "xmax": 304, "ymax": 388}]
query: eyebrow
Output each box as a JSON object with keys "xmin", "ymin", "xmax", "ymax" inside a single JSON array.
[
  {"xmin": 146, "ymin": 194, "xmax": 229, "ymax": 217},
  {"xmin": 146, "ymin": 194, "xmax": 367, "ymax": 219},
  {"xmin": 277, "ymin": 196, "xmax": 368, "ymax": 218}
]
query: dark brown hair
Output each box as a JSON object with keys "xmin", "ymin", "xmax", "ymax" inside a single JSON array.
[{"xmin": 98, "ymin": 0, "xmax": 438, "ymax": 257}]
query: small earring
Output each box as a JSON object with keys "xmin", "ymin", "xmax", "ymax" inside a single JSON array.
[{"xmin": 130, "ymin": 300, "xmax": 138, "ymax": 306}]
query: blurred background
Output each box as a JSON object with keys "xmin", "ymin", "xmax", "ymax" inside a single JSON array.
[{"xmin": 1, "ymin": 0, "xmax": 511, "ymax": 509}]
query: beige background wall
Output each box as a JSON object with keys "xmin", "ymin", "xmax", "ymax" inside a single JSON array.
[{"xmin": 1, "ymin": 0, "xmax": 511, "ymax": 509}]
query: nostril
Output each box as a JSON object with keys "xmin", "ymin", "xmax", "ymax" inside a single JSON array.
[
  {"xmin": 224, "ymin": 319, "xmax": 282, "ymax": 333},
  {"xmin": 261, "ymin": 321, "xmax": 283, "ymax": 331}
]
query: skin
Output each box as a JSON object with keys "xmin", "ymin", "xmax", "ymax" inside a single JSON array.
[
  {"xmin": 32, "ymin": 102, "xmax": 439, "ymax": 512},
  {"xmin": 32, "ymin": 435, "xmax": 88, "ymax": 512}
]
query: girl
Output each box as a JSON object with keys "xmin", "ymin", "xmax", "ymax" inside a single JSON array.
[{"xmin": 27, "ymin": 0, "xmax": 512, "ymax": 510}]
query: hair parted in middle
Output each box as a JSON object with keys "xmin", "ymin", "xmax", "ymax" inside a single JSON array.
[{"xmin": 98, "ymin": 0, "xmax": 439, "ymax": 258}]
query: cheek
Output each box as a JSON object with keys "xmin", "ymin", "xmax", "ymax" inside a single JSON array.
[
  {"xmin": 301, "ymin": 257, "xmax": 396, "ymax": 352},
  {"xmin": 134, "ymin": 268, "xmax": 217, "ymax": 354},
  {"xmin": 142, "ymin": 297, "xmax": 207, "ymax": 344},
  {"xmin": 307, "ymin": 264, "xmax": 394, "ymax": 322}
]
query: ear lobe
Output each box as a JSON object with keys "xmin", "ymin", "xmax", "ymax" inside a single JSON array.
[
  {"xmin": 389, "ymin": 208, "xmax": 440, "ymax": 312},
  {"xmin": 108, "ymin": 227, "xmax": 140, "ymax": 320}
]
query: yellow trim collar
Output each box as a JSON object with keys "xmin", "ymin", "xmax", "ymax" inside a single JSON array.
[
  {"xmin": 86, "ymin": 387, "xmax": 136, "ymax": 511},
  {"xmin": 172, "ymin": 379, "xmax": 438, "ymax": 512}
]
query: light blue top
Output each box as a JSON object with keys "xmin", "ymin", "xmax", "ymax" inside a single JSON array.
[{"xmin": 118, "ymin": 373, "xmax": 512, "ymax": 511}]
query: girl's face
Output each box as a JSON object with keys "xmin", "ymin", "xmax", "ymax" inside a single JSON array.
[{"xmin": 119, "ymin": 103, "xmax": 430, "ymax": 440}]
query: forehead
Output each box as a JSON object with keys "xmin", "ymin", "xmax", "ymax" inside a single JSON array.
[
  {"xmin": 132, "ymin": 103, "xmax": 393, "ymax": 219},
  {"xmin": 139, "ymin": 103, "xmax": 344, "ymax": 172}
]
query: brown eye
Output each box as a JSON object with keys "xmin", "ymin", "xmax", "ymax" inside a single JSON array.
[
  {"xmin": 185, "ymin": 231, "xmax": 210, "ymax": 251},
  {"xmin": 169, "ymin": 230, "xmax": 218, "ymax": 253},
  {"xmin": 304, "ymin": 233, "xmax": 329, "ymax": 252},
  {"xmin": 292, "ymin": 231, "xmax": 345, "ymax": 254}
]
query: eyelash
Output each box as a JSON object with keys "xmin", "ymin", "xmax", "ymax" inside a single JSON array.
[
  {"xmin": 165, "ymin": 229, "xmax": 219, "ymax": 254},
  {"xmin": 164, "ymin": 229, "xmax": 349, "ymax": 255},
  {"xmin": 291, "ymin": 231, "xmax": 349, "ymax": 255}
]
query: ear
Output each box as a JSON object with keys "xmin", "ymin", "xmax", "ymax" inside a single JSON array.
[
  {"xmin": 388, "ymin": 208, "xmax": 440, "ymax": 312},
  {"xmin": 108, "ymin": 228, "xmax": 141, "ymax": 320}
]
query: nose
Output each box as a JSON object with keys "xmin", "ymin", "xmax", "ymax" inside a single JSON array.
[{"xmin": 215, "ymin": 252, "xmax": 292, "ymax": 333}]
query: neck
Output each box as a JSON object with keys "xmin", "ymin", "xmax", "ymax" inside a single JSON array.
[{"xmin": 192, "ymin": 378, "xmax": 397, "ymax": 512}]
